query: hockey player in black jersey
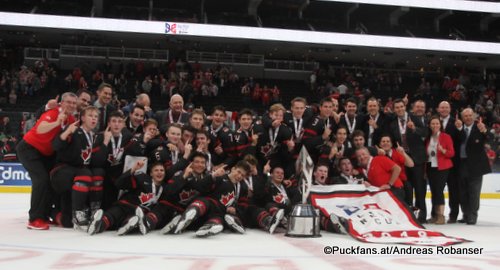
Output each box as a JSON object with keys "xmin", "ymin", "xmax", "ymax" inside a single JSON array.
[
  {"xmin": 127, "ymin": 118, "xmax": 162, "ymax": 158},
  {"xmin": 264, "ymin": 166, "xmax": 301, "ymax": 220},
  {"xmin": 150, "ymin": 123, "xmax": 192, "ymax": 180},
  {"xmin": 51, "ymin": 106, "xmax": 105, "ymax": 229},
  {"xmin": 87, "ymin": 160, "xmax": 165, "ymax": 235},
  {"xmin": 255, "ymin": 103, "xmax": 294, "ymax": 175},
  {"xmin": 92, "ymin": 111, "xmax": 135, "ymax": 209},
  {"xmin": 174, "ymin": 160, "xmax": 251, "ymax": 237},
  {"xmin": 142, "ymin": 152, "xmax": 225, "ymax": 234},
  {"xmin": 232, "ymin": 109, "xmax": 259, "ymax": 161},
  {"xmin": 206, "ymin": 106, "xmax": 235, "ymax": 167},
  {"xmin": 224, "ymin": 155, "xmax": 285, "ymax": 234}
]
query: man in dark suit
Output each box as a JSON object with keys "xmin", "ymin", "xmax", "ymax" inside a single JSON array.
[
  {"xmin": 362, "ymin": 97, "xmax": 387, "ymax": 147},
  {"xmin": 93, "ymin": 83, "xmax": 116, "ymax": 132},
  {"xmin": 388, "ymin": 99, "xmax": 428, "ymax": 222},
  {"xmin": 437, "ymin": 101, "xmax": 462, "ymax": 223},
  {"xmin": 456, "ymin": 108, "xmax": 491, "ymax": 225},
  {"xmin": 155, "ymin": 94, "xmax": 190, "ymax": 133}
]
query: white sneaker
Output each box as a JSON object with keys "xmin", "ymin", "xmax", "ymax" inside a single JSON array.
[
  {"xmin": 174, "ymin": 208, "xmax": 197, "ymax": 234},
  {"xmin": 224, "ymin": 214, "xmax": 245, "ymax": 234},
  {"xmin": 160, "ymin": 215, "xmax": 181, "ymax": 235},
  {"xmin": 117, "ymin": 216, "xmax": 139, "ymax": 236},
  {"xmin": 195, "ymin": 223, "xmax": 223, "ymax": 237}
]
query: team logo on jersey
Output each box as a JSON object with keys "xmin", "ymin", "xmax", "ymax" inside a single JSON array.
[
  {"xmin": 139, "ymin": 192, "xmax": 154, "ymax": 205},
  {"xmin": 81, "ymin": 146, "xmax": 92, "ymax": 165},
  {"xmin": 273, "ymin": 194, "xmax": 286, "ymax": 204},
  {"xmin": 179, "ymin": 189, "xmax": 197, "ymax": 203},
  {"xmin": 220, "ymin": 191, "xmax": 235, "ymax": 206},
  {"xmin": 107, "ymin": 148, "xmax": 124, "ymax": 166},
  {"xmin": 260, "ymin": 143, "xmax": 276, "ymax": 158}
]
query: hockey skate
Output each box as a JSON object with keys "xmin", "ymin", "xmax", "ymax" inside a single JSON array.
[
  {"xmin": 330, "ymin": 213, "xmax": 348, "ymax": 234},
  {"xmin": 87, "ymin": 209, "xmax": 104, "ymax": 235},
  {"xmin": 160, "ymin": 215, "xmax": 181, "ymax": 235},
  {"xmin": 73, "ymin": 209, "xmax": 90, "ymax": 232},
  {"xmin": 174, "ymin": 207, "xmax": 198, "ymax": 234},
  {"xmin": 135, "ymin": 207, "xmax": 148, "ymax": 235},
  {"xmin": 263, "ymin": 208, "xmax": 284, "ymax": 234},
  {"xmin": 117, "ymin": 216, "xmax": 139, "ymax": 236},
  {"xmin": 224, "ymin": 214, "xmax": 245, "ymax": 234},
  {"xmin": 195, "ymin": 223, "xmax": 223, "ymax": 237}
]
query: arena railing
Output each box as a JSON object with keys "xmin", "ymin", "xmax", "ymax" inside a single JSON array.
[
  {"xmin": 24, "ymin": 47, "xmax": 60, "ymax": 62},
  {"xmin": 186, "ymin": 51, "xmax": 264, "ymax": 65},
  {"xmin": 59, "ymin": 45, "xmax": 169, "ymax": 62}
]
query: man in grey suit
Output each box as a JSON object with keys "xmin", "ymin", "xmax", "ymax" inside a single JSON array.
[{"xmin": 456, "ymin": 108, "xmax": 491, "ymax": 225}]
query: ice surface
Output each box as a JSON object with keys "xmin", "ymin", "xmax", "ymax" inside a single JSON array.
[{"xmin": 1, "ymin": 194, "xmax": 499, "ymax": 270}]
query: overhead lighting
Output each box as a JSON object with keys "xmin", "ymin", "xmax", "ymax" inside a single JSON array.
[
  {"xmin": 315, "ymin": 0, "xmax": 500, "ymax": 13},
  {"xmin": 1, "ymin": 12, "xmax": 500, "ymax": 55}
]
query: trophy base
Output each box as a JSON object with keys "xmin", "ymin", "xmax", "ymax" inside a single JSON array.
[{"xmin": 285, "ymin": 204, "xmax": 322, "ymax": 238}]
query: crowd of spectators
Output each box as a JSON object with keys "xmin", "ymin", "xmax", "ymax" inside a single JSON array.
[{"xmin": 0, "ymin": 59, "xmax": 499, "ymax": 173}]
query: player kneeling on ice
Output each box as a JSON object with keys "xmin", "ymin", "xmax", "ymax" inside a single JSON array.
[
  {"xmin": 88, "ymin": 160, "xmax": 165, "ymax": 235},
  {"xmin": 174, "ymin": 160, "xmax": 250, "ymax": 237}
]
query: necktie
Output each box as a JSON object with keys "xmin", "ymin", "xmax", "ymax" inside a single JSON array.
[
  {"xmin": 460, "ymin": 127, "xmax": 470, "ymax": 158},
  {"xmin": 400, "ymin": 118, "xmax": 409, "ymax": 152}
]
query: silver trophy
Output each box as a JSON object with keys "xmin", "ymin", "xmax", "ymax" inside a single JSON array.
[{"xmin": 285, "ymin": 146, "xmax": 321, "ymax": 237}]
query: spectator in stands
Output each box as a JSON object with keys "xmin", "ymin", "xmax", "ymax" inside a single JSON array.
[
  {"xmin": 142, "ymin": 75, "xmax": 152, "ymax": 93},
  {"xmin": 0, "ymin": 116, "xmax": 11, "ymax": 136},
  {"xmin": 486, "ymin": 143, "xmax": 496, "ymax": 168},
  {"xmin": 9, "ymin": 89, "xmax": 17, "ymax": 104},
  {"xmin": 122, "ymin": 93, "xmax": 152, "ymax": 119},
  {"xmin": 23, "ymin": 114, "xmax": 36, "ymax": 135}
]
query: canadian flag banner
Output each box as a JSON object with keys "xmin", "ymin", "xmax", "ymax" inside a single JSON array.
[{"xmin": 310, "ymin": 185, "xmax": 470, "ymax": 246}]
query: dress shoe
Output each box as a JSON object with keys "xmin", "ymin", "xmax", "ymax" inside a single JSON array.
[
  {"xmin": 466, "ymin": 219, "xmax": 477, "ymax": 225},
  {"xmin": 457, "ymin": 218, "xmax": 467, "ymax": 224},
  {"xmin": 447, "ymin": 217, "xmax": 457, "ymax": 224}
]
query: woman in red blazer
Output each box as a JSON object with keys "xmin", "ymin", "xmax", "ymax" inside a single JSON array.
[{"xmin": 425, "ymin": 116, "xmax": 455, "ymax": 224}]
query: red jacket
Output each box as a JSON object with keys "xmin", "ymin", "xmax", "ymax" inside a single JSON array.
[
  {"xmin": 361, "ymin": 156, "xmax": 403, "ymax": 188},
  {"xmin": 425, "ymin": 132, "xmax": 455, "ymax": 171}
]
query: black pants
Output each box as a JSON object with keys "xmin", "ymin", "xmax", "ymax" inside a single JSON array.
[
  {"xmin": 50, "ymin": 164, "xmax": 75, "ymax": 227},
  {"xmin": 240, "ymin": 204, "xmax": 271, "ymax": 229},
  {"xmin": 147, "ymin": 200, "xmax": 184, "ymax": 230},
  {"xmin": 51, "ymin": 164, "xmax": 105, "ymax": 225},
  {"xmin": 459, "ymin": 161, "xmax": 483, "ymax": 223},
  {"xmin": 427, "ymin": 167, "xmax": 449, "ymax": 206},
  {"xmin": 446, "ymin": 163, "xmax": 461, "ymax": 219},
  {"xmin": 408, "ymin": 163, "xmax": 427, "ymax": 220},
  {"xmin": 103, "ymin": 202, "xmax": 137, "ymax": 230},
  {"xmin": 16, "ymin": 140, "xmax": 55, "ymax": 222}
]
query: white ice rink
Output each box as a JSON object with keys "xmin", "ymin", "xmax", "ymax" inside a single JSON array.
[{"xmin": 1, "ymin": 193, "xmax": 500, "ymax": 270}]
